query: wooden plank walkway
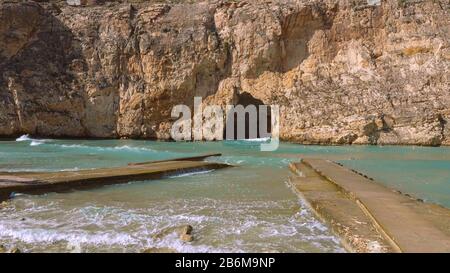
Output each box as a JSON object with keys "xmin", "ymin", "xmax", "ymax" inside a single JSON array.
[
  {"xmin": 0, "ymin": 153, "xmax": 229, "ymax": 201},
  {"xmin": 289, "ymin": 159, "xmax": 450, "ymax": 253}
]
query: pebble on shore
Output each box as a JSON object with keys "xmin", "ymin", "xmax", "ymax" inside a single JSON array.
[
  {"xmin": 179, "ymin": 225, "xmax": 194, "ymax": 242},
  {"xmin": 0, "ymin": 245, "xmax": 21, "ymax": 253},
  {"xmin": 0, "ymin": 201, "xmax": 8, "ymax": 209},
  {"xmin": 8, "ymin": 247, "xmax": 21, "ymax": 253},
  {"xmin": 180, "ymin": 234, "xmax": 194, "ymax": 242},
  {"xmin": 151, "ymin": 224, "xmax": 195, "ymax": 243}
]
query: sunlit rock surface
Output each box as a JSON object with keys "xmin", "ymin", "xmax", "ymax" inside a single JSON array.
[{"xmin": 0, "ymin": 0, "xmax": 449, "ymax": 145}]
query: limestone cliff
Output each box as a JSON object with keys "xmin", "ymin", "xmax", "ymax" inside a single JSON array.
[{"xmin": 0, "ymin": 0, "xmax": 449, "ymax": 145}]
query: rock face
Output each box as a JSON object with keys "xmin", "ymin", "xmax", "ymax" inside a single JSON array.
[{"xmin": 0, "ymin": 0, "xmax": 449, "ymax": 145}]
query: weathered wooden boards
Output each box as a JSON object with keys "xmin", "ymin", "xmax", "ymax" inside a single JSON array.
[{"xmin": 0, "ymin": 154, "xmax": 229, "ymax": 201}]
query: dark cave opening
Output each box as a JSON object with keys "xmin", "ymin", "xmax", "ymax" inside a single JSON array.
[{"xmin": 224, "ymin": 92, "xmax": 272, "ymax": 140}]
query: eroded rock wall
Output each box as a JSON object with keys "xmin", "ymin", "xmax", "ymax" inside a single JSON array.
[{"xmin": 0, "ymin": 0, "xmax": 449, "ymax": 145}]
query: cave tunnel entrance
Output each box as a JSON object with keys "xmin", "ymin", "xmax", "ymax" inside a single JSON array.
[{"xmin": 224, "ymin": 92, "xmax": 272, "ymax": 140}]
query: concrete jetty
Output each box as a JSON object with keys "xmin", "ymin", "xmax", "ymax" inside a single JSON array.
[
  {"xmin": 289, "ymin": 159, "xmax": 450, "ymax": 253},
  {"xmin": 0, "ymin": 153, "xmax": 229, "ymax": 201},
  {"xmin": 127, "ymin": 153, "xmax": 222, "ymax": 166}
]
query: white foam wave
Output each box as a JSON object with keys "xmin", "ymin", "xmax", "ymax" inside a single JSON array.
[
  {"xmin": 16, "ymin": 134, "xmax": 32, "ymax": 141},
  {"xmin": 15, "ymin": 137, "xmax": 158, "ymax": 153},
  {"xmin": 243, "ymin": 137, "xmax": 270, "ymax": 142},
  {"xmin": 30, "ymin": 140, "xmax": 44, "ymax": 146},
  {"xmin": 59, "ymin": 167, "xmax": 81, "ymax": 172},
  {"xmin": 16, "ymin": 134, "xmax": 52, "ymax": 146},
  {"xmin": 0, "ymin": 224, "xmax": 138, "ymax": 247},
  {"xmin": 166, "ymin": 170, "xmax": 214, "ymax": 179},
  {"xmin": 0, "ymin": 197, "xmax": 346, "ymax": 253},
  {"xmin": 55, "ymin": 144, "xmax": 157, "ymax": 153}
]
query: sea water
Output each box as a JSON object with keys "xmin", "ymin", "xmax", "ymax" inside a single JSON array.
[{"xmin": 0, "ymin": 136, "xmax": 449, "ymax": 252}]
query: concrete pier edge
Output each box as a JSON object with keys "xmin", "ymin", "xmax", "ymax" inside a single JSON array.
[
  {"xmin": 301, "ymin": 160, "xmax": 403, "ymax": 252},
  {"xmin": 289, "ymin": 158, "xmax": 450, "ymax": 253},
  {"xmin": 0, "ymin": 154, "xmax": 230, "ymax": 202}
]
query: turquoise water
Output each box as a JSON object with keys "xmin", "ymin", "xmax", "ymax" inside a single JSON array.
[{"xmin": 0, "ymin": 136, "xmax": 449, "ymax": 252}]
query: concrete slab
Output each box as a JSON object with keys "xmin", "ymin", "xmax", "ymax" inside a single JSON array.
[
  {"xmin": 300, "ymin": 159, "xmax": 450, "ymax": 253},
  {"xmin": 0, "ymin": 158, "xmax": 231, "ymax": 201},
  {"xmin": 289, "ymin": 162, "xmax": 395, "ymax": 253},
  {"xmin": 128, "ymin": 153, "xmax": 222, "ymax": 166}
]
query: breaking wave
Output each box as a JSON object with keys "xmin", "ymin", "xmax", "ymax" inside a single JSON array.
[
  {"xmin": 166, "ymin": 169, "xmax": 214, "ymax": 179},
  {"xmin": 0, "ymin": 197, "xmax": 344, "ymax": 253},
  {"xmin": 242, "ymin": 137, "xmax": 271, "ymax": 142},
  {"xmin": 15, "ymin": 135, "xmax": 161, "ymax": 154},
  {"xmin": 16, "ymin": 135, "xmax": 33, "ymax": 142},
  {"xmin": 48, "ymin": 144, "xmax": 160, "ymax": 154},
  {"xmin": 16, "ymin": 135, "xmax": 51, "ymax": 146}
]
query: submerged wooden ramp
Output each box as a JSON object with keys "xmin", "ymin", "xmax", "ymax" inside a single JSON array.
[
  {"xmin": 289, "ymin": 158, "xmax": 450, "ymax": 253},
  {"xmin": 0, "ymin": 153, "xmax": 228, "ymax": 201}
]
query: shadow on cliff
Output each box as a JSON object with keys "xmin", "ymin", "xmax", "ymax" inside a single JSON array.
[
  {"xmin": 0, "ymin": 1, "xmax": 89, "ymax": 137},
  {"xmin": 279, "ymin": 5, "xmax": 335, "ymax": 73}
]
